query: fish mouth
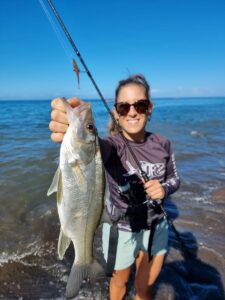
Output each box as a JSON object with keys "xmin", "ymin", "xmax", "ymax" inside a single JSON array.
[{"xmin": 74, "ymin": 103, "xmax": 91, "ymax": 114}]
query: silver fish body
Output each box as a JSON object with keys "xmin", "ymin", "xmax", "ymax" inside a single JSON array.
[{"xmin": 48, "ymin": 102, "xmax": 105, "ymax": 298}]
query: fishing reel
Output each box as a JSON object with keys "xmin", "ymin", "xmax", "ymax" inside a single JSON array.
[{"xmin": 148, "ymin": 199, "xmax": 165, "ymax": 215}]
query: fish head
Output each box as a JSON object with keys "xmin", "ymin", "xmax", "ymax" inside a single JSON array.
[{"xmin": 64, "ymin": 102, "xmax": 97, "ymax": 164}]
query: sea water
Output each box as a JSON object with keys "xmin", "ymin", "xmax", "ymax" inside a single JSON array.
[{"xmin": 0, "ymin": 97, "xmax": 225, "ymax": 299}]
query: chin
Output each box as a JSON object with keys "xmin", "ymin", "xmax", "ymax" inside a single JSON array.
[
  {"xmin": 123, "ymin": 129, "xmax": 146, "ymax": 141},
  {"xmin": 125, "ymin": 125, "xmax": 145, "ymax": 135}
]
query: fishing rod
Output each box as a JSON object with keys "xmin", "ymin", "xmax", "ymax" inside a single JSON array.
[
  {"xmin": 43, "ymin": 0, "xmax": 148, "ymax": 181},
  {"xmin": 42, "ymin": 0, "xmax": 190, "ymax": 257}
]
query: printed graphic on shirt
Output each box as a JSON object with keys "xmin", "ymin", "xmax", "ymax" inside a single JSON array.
[
  {"xmin": 116, "ymin": 160, "xmax": 165, "ymax": 207},
  {"xmin": 124, "ymin": 160, "xmax": 166, "ymax": 180}
]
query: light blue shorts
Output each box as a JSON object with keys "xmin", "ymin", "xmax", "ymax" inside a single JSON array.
[{"xmin": 102, "ymin": 217, "xmax": 168, "ymax": 270}]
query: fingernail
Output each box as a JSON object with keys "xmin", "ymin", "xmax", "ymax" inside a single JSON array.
[{"xmin": 54, "ymin": 99, "xmax": 64, "ymax": 107}]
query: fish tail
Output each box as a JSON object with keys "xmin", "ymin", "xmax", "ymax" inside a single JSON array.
[
  {"xmin": 65, "ymin": 263, "xmax": 88, "ymax": 299},
  {"xmin": 65, "ymin": 260, "xmax": 105, "ymax": 298},
  {"xmin": 88, "ymin": 259, "xmax": 105, "ymax": 279}
]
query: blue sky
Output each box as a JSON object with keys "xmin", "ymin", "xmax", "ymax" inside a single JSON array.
[{"xmin": 0, "ymin": 0, "xmax": 225, "ymax": 100}]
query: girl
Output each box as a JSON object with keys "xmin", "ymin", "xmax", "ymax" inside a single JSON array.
[{"xmin": 49, "ymin": 74, "xmax": 180, "ymax": 300}]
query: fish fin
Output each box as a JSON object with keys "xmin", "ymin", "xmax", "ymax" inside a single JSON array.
[
  {"xmin": 58, "ymin": 229, "xmax": 71, "ymax": 260},
  {"xmin": 65, "ymin": 261, "xmax": 105, "ymax": 298},
  {"xmin": 72, "ymin": 164, "xmax": 86, "ymax": 185},
  {"xmin": 100, "ymin": 207, "xmax": 112, "ymax": 225},
  {"xmin": 65, "ymin": 264, "xmax": 88, "ymax": 299},
  {"xmin": 88, "ymin": 259, "xmax": 105, "ymax": 279},
  {"xmin": 47, "ymin": 167, "xmax": 61, "ymax": 196}
]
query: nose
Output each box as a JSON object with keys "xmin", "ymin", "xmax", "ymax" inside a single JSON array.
[{"xmin": 128, "ymin": 104, "xmax": 138, "ymax": 116}]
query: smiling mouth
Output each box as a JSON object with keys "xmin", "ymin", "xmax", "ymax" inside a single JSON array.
[{"xmin": 127, "ymin": 119, "xmax": 139, "ymax": 124}]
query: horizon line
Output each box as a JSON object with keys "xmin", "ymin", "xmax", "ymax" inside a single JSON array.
[{"xmin": 1, "ymin": 95, "xmax": 225, "ymax": 101}]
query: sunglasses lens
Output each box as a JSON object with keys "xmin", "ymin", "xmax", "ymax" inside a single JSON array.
[
  {"xmin": 115, "ymin": 103, "xmax": 130, "ymax": 116},
  {"xmin": 115, "ymin": 100, "xmax": 150, "ymax": 116},
  {"xmin": 134, "ymin": 101, "xmax": 149, "ymax": 113}
]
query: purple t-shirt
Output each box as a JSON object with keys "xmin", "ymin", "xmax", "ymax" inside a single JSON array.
[{"xmin": 99, "ymin": 132, "xmax": 180, "ymax": 231}]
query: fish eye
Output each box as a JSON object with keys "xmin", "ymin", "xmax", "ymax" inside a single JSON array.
[{"xmin": 86, "ymin": 123, "xmax": 94, "ymax": 131}]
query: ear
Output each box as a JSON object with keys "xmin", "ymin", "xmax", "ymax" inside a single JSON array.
[
  {"xmin": 113, "ymin": 107, "xmax": 119, "ymax": 120},
  {"xmin": 147, "ymin": 102, "xmax": 154, "ymax": 115}
]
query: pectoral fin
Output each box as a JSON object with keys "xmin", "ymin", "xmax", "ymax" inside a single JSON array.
[
  {"xmin": 58, "ymin": 229, "xmax": 71, "ymax": 260},
  {"xmin": 72, "ymin": 164, "xmax": 86, "ymax": 185},
  {"xmin": 47, "ymin": 167, "xmax": 61, "ymax": 196}
]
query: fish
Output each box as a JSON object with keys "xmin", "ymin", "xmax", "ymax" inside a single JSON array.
[{"xmin": 47, "ymin": 100, "xmax": 105, "ymax": 298}]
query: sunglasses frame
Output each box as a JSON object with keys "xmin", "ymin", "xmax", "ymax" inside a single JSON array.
[{"xmin": 114, "ymin": 99, "xmax": 151, "ymax": 116}]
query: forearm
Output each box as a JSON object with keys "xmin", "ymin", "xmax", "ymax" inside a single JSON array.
[
  {"xmin": 162, "ymin": 176, "xmax": 180, "ymax": 197},
  {"xmin": 162, "ymin": 152, "xmax": 180, "ymax": 197}
]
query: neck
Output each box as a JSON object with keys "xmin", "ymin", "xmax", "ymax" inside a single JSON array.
[{"xmin": 122, "ymin": 130, "xmax": 146, "ymax": 142}]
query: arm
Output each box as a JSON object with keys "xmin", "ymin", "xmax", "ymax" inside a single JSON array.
[
  {"xmin": 144, "ymin": 141, "xmax": 180, "ymax": 201},
  {"xmin": 161, "ymin": 150, "xmax": 180, "ymax": 198},
  {"xmin": 49, "ymin": 97, "xmax": 84, "ymax": 142},
  {"xmin": 143, "ymin": 179, "xmax": 166, "ymax": 201}
]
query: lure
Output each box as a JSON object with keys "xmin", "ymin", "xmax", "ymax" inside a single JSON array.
[{"xmin": 72, "ymin": 59, "xmax": 80, "ymax": 88}]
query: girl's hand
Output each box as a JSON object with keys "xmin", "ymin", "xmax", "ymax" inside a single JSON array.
[
  {"xmin": 49, "ymin": 97, "xmax": 83, "ymax": 142},
  {"xmin": 143, "ymin": 179, "xmax": 165, "ymax": 201}
]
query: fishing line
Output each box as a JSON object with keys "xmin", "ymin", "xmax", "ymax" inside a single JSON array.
[
  {"xmin": 39, "ymin": 0, "xmax": 73, "ymax": 63},
  {"xmin": 40, "ymin": 0, "xmax": 190, "ymax": 257},
  {"xmin": 42, "ymin": 0, "xmax": 149, "ymax": 181}
]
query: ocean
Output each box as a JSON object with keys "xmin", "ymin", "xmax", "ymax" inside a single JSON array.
[{"xmin": 0, "ymin": 97, "xmax": 225, "ymax": 299}]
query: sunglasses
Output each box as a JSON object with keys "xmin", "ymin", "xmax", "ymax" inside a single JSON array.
[{"xmin": 114, "ymin": 99, "xmax": 150, "ymax": 116}]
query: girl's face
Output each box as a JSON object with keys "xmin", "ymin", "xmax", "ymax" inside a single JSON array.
[{"xmin": 115, "ymin": 83, "xmax": 152, "ymax": 142}]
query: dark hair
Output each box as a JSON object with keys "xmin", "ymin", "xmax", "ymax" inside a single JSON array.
[
  {"xmin": 108, "ymin": 74, "xmax": 151, "ymax": 135},
  {"xmin": 115, "ymin": 74, "xmax": 151, "ymax": 103}
]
